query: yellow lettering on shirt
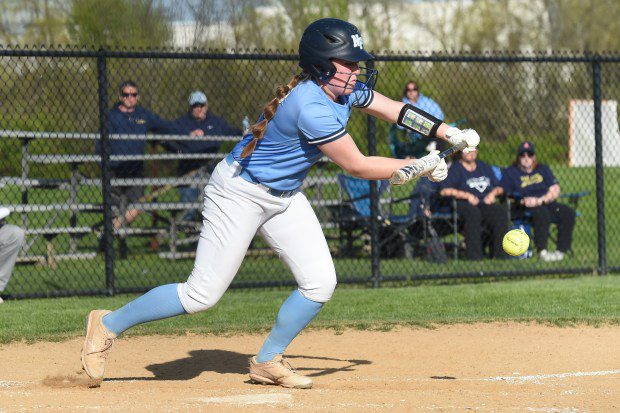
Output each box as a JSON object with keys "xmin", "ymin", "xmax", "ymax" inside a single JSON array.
[
  {"xmin": 520, "ymin": 173, "xmax": 543, "ymax": 188},
  {"xmin": 136, "ymin": 119, "xmax": 146, "ymax": 124}
]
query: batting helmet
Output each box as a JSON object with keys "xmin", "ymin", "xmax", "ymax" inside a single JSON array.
[{"xmin": 299, "ymin": 18, "xmax": 375, "ymax": 81}]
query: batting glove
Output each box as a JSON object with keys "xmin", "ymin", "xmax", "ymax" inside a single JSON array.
[
  {"xmin": 445, "ymin": 127, "xmax": 480, "ymax": 153},
  {"xmin": 423, "ymin": 150, "xmax": 448, "ymax": 182},
  {"xmin": 390, "ymin": 152, "xmax": 441, "ymax": 185}
]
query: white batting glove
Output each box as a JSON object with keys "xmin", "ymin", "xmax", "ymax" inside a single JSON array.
[
  {"xmin": 445, "ymin": 127, "xmax": 480, "ymax": 153},
  {"xmin": 424, "ymin": 150, "xmax": 448, "ymax": 182},
  {"xmin": 390, "ymin": 152, "xmax": 441, "ymax": 185}
]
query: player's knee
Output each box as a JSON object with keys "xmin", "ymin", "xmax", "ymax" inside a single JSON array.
[
  {"xmin": 177, "ymin": 281, "xmax": 220, "ymax": 314},
  {"xmin": 298, "ymin": 269, "xmax": 337, "ymax": 303}
]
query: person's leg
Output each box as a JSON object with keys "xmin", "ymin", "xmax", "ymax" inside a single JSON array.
[
  {"xmin": 102, "ymin": 284, "xmax": 186, "ymax": 335},
  {"xmin": 480, "ymin": 204, "xmax": 510, "ymax": 259},
  {"xmin": 250, "ymin": 193, "xmax": 336, "ymax": 388},
  {"xmin": 548, "ymin": 202, "xmax": 576, "ymax": 253},
  {"xmin": 82, "ymin": 160, "xmax": 267, "ymax": 384},
  {"xmin": 0, "ymin": 225, "xmax": 25, "ymax": 292},
  {"xmin": 456, "ymin": 201, "xmax": 483, "ymax": 260},
  {"xmin": 529, "ymin": 205, "xmax": 551, "ymax": 252},
  {"xmin": 180, "ymin": 186, "xmax": 201, "ymax": 221}
]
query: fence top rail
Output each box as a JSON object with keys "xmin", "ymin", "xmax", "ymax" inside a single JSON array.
[
  {"xmin": 0, "ymin": 130, "xmax": 243, "ymax": 142},
  {"xmin": 1, "ymin": 47, "xmax": 619, "ymax": 62}
]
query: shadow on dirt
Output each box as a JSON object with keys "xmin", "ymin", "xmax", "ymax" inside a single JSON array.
[{"xmin": 104, "ymin": 350, "xmax": 371, "ymax": 382}]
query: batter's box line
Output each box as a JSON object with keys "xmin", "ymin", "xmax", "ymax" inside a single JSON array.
[{"xmin": 482, "ymin": 369, "xmax": 620, "ymax": 384}]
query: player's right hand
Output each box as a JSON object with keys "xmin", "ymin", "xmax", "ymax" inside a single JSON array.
[
  {"xmin": 424, "ymin": 150, "xmax": 447, "ymax": 182},
  {"xmin": 445, "ymin": 127, "xmax": 480, "ymax": 153}
]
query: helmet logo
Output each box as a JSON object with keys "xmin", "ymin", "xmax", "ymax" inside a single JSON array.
[{"xmin": 351, "ymin": 34, "xmax": 364, "ymax": 49}]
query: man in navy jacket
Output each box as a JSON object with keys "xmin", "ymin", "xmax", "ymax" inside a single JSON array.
[
  {"xmin": 165, "ymin": 91, "xmax": 242, "ymax": 220},
  {"xmin": 96, "ymin": 80, "xmax": 190, "ymax": 230}
]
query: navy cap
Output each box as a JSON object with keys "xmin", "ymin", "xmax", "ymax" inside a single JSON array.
[{"xmin": 517, "ymin": 141, "xmax": 535, "ymax": 156}]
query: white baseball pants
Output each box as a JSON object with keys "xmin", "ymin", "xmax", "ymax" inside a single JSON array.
[
  {"xmin": 0, "ymin": 224, "xmax": 25, "ymax": 291},
  {"xmin": 178, "ymin": 159, "xmax": 337, "ymax": 314}
]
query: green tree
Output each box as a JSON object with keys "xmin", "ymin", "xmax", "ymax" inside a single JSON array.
[
  {"xmin": 0, "ymin": 0, "xmax": 70, "ymax": 45},
  {"xmin": 67, "ymin": 0, "xmax": 173, "ymax": 48}
]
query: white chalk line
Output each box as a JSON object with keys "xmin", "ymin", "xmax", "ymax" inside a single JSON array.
[
  {"xmin": 0, "ymin": 380, "xmax": 34, "ymax": 388},
  {"xmin": 196, "ymin": 393, "xmax": 293, "ymax": 405},
  {"xmin": 485, "ymin": 369, "xmax": 620, "ymax": 383}
]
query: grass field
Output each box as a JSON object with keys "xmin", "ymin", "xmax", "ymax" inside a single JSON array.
[{"xmin": 0, "ymin": 274, "xmax": 618, "ymax": 344}]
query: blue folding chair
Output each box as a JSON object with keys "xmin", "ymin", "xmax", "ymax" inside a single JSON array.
[
  {"xmin": 506, "ymin": 190, "xmax": 590, "ymax": 258},
  {"xmin": 333, "ymin": 174, "xmax": 419, "ymax": 258}
]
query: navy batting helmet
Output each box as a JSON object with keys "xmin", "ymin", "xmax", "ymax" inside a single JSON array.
[{"xmin": 299, "ymin": 18, "xmax": 375, "ymax": 81}]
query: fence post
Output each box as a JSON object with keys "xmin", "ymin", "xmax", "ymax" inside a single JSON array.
[
  {"xmin": 97, "ymin": 48, "xmax": 115, "ymax": 295},
  {"xmin": 366, "ymin": 61, "xmax": 381, "ymax": 288},
  {"xmin": 592, "ymin": 58, "xmax": 607, "ymax": 275}
]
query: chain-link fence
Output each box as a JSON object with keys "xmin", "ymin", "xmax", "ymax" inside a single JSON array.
[{"xmin": 0, "ymin": 48, "xmax": 618, "ymax": 299}]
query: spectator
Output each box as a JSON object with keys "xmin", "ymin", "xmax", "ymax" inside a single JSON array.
[
  {"xmin": 392, "ymin": 80, "xmax": 446, "ymax": 159},
  {"xmin": 439, "ymin": 149, "xmax": 509, "ymax": 260},
  {"xmin": 0, "ymin": 207, "xmax": 25, "ymax": 302},
  {"xmin": 165, "ymin": 91, "xmax": 242, "ymax": 221},
  {"xmin": 96, "ymin": 80, "xmax": 187, "ymax": 230},
  {"xmin": 500, "ymin": 141, "xmax": 575, "ymax": 262}
]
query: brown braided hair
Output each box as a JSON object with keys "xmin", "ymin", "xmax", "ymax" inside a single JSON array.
[{"xmin": 240, "ymin": 74, "xmax": 307, "ymax": 158}]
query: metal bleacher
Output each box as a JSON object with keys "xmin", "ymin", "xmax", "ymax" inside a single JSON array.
[{"xmin": 1, "ymin": 130, "xmax": 340, "ymax": 264}]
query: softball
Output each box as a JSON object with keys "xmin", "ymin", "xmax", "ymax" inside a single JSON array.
[{"xmin": 502, "ymin": 229, "xmax": 530, "ymax": 256}]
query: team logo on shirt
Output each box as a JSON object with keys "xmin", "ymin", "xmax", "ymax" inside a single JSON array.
[
  {"xmin": 467, "ymin": 176, "xmax": 491, "ymax": 193},
  {"xmin": 520, "ymin": 173, "xmax": 543, "ymax": 188},
  {"xmin": 351, "ymin": 34, "xmax": 364, "ymax": 49}
]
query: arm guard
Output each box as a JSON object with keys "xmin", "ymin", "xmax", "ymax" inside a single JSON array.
[{"xmin": 397, "ymin": 104, "xmax": 442, "ymax": 138}]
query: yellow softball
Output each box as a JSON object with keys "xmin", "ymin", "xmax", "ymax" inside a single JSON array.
[{"xmin": 502, "ymin": 229, "xmax": 530, "ymax": 256}]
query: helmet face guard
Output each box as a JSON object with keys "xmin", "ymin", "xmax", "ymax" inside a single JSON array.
[
  {"xmin": 299, "ymin": 18, "xmax": 378, "ymax": 92},
  {"xmin": 330, "ymin": 66, "xmax": 379, "ymax": 90}
]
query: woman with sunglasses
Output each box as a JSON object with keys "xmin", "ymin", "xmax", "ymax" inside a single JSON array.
[
  {"xmin": 391, "ymin": 80, "xmax": 446, "ymax": 159},
  {"xmin": 500, "ymin": 141, "xmax": 576, "ymax": 261},
  {"xmin": 81, "ymin": 18, "xmax": 480, "ymax": 389}
]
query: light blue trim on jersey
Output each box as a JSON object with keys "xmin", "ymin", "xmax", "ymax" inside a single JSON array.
[{"xmin": 229, "ymin": 80, "xmax": 373, "ymax": 192}]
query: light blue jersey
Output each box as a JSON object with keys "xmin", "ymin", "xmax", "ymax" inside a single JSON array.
[{"xmin": 230, "ymin": 79, "xmax": 373, "ymax": 191}]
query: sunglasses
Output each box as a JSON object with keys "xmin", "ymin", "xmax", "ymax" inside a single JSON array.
[
  {"xmin": 519, "ymin": 151, "xmax": 535, "ymax": 158},
  {"xmin": 191, "ymin": 104, "xmax": 206, "ymax": 108},
  {"xmin": 406, "ymin": 87, "xmax": 419, "ymax": 92},
  {"xmin": 121, "ymin": 92, "xmax": 138, "ymax": 98}
]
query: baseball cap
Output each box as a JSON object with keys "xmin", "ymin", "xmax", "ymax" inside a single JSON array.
[
  {"xmin": 188, "ymin": 91, "xmax": 207, "ymax": 106},
  {"xmin": 517, "ymin": 141, "xmax": 535, "ymax": 156},
  {"xmin": 0, "ymin": 207, "xmax": 10, "ymax": 220}
]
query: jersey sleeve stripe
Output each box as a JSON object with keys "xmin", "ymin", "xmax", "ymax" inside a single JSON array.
[
  {"xmin": 308, "ymin": 128, "xmax": 347, "ymax": 145},
  {"xmin": 352, "ymin": 90, "xmax": 374, "ymax": 108}
]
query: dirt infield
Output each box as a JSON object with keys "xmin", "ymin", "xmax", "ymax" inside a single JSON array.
[{"xmin": 1, "ymin": 323, "xmax": 618, "ymax": 412}]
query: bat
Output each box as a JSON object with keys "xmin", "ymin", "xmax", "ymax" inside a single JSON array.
[{"xmin": 389, "ymin": 141, "xmax": 468, "ymax": 185}]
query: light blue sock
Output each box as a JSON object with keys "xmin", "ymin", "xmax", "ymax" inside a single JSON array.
[
  {"xmin": 102, "ymin": 283, "xmax": 186, "ymax": 335},
  {"xmin": 256, "ymin": 290, "xmax": 324, "ymax": 363}
]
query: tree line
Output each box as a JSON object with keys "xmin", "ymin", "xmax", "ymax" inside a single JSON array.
[{"xmin": 1, "ymin": 0, "xmax": 619, "ymax": 52}]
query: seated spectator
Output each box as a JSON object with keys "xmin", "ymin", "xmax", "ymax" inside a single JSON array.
[
  {"xmin": 500, "ymin": 141, "xmax": 575, "ymax": 262},
  {"xmin": 391, "ymin": 80, "xmax": 445, "ymax": 159},
  {"xmin": 439, "ymin": 149, "xmax": 509, "ymax": 260},
  {"xmin": 0, "ymin": 207, "xmax": 25, "ymax": 302},
  {"xmin": 165, "ymin": 91, "xmax": 242, "ymax": 221},
  {"xmin": 96, "ymin": 80, "xmax": 187, "ymax": 230}
]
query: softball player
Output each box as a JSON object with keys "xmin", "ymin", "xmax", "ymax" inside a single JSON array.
[{"xmin": 82, "ymin": 18, "xmax": 480, "ymax": 389}]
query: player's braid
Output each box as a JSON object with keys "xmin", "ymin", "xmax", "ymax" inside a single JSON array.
[{"xmin": 240, "ymin": 74, "xmax": 305, "ymax": 158}]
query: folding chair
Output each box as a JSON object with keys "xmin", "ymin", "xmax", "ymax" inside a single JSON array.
[{"xmin": 331, "ymin": 174, "xmax": 419, "ymax": 258}]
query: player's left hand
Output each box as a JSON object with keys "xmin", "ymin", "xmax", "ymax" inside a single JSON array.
[
  {"xmin": 446, "ymin": 127, "xmax": 480, "ymax": 153},
  {"xmin": 424, "ymin": 150, "xmax": 447, "ymax": 182}
]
